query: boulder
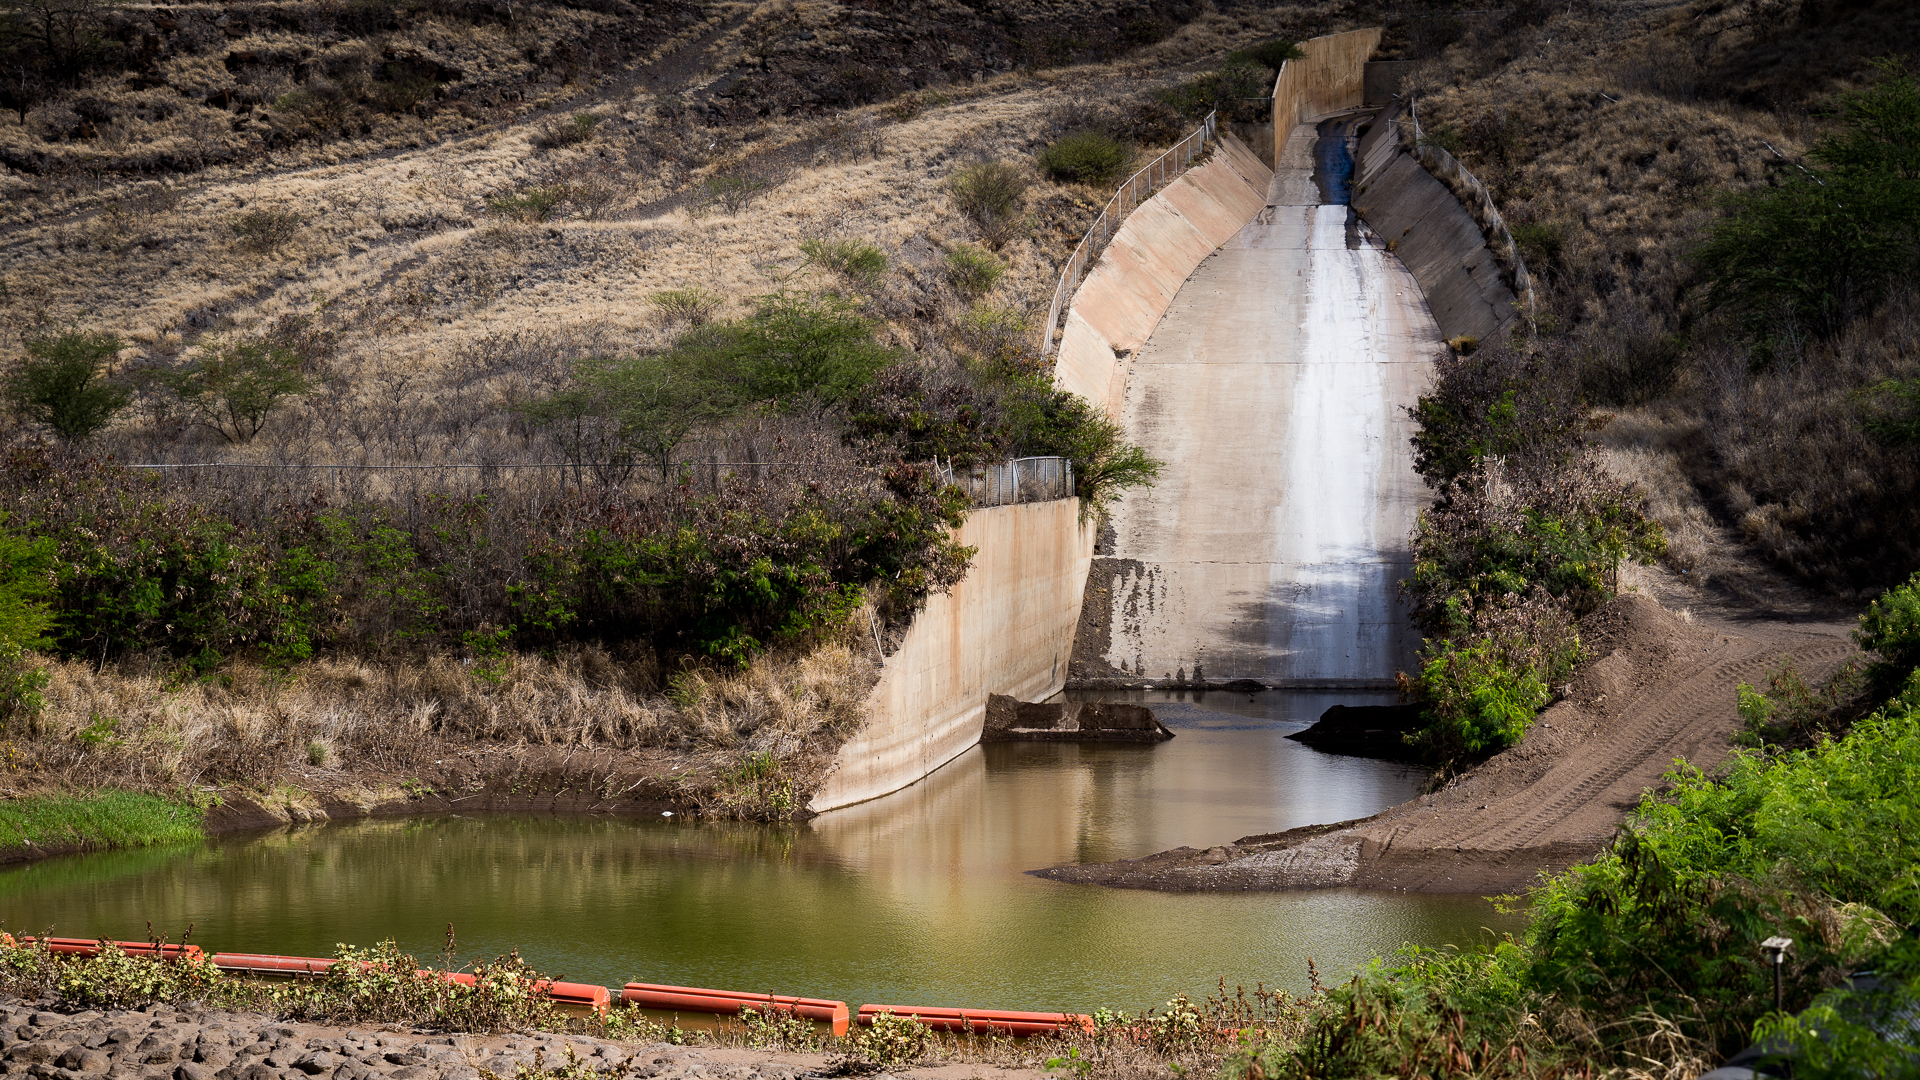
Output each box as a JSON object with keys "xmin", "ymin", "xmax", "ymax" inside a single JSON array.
[{"xmin": 1284, "ymin": 702, "xmax": 1426, "ymax": 761}]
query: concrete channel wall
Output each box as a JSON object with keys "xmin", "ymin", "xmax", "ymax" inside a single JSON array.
[
  {"xmin": 809, "ymin": 498, "xmax": 1095, "ymax": 812},
  {"xmin": 1352, "ymin": 97, "xmax": 1534, "ymax": 344},
  {"xmin": 1051, "ymin": 136, "xmax": 1271, "ymax": 419},
  {"xmin": 1270, "ymin": 28, "xmax": 1383, "ymax": 165}
]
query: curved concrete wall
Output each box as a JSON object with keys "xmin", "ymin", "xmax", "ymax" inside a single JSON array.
[
  {"xmin": 1270, "ymin": 28, "xmax": 1383, "ymax": 164},
  {"xmin": 1352, "ymin": 98, "xmax": 1534, "ymax": 344},
  {"xmin": 810, "ymin": 498, "xmax": 1095, "ymax": 813},
  {"xmin": 1052, "ymin": 136, "xmax": 1271, "ymax": 418}
]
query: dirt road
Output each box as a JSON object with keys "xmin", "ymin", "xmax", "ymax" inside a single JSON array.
[{"xmin": 1035, "ymin": 592, "xmax": 1858, "ymax": 894}]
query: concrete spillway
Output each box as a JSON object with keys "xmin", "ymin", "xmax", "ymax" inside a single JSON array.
[{"xmin": 1098, "ymin": 119, "xmax": 1444, "ymax": 687}]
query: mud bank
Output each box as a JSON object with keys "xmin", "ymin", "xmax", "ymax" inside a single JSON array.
[{"xmin": 1034, "ymin": 594, "xmax": 1858, "ymax": 894}]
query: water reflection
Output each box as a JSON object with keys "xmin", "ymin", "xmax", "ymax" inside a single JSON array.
[{"xmin": 0, "ymin": 693, "xmax": 1521, "ymax": 1011}]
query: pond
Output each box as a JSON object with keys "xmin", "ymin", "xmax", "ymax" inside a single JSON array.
[{"xmin": 0, "ymin": 691, "xmax": 1520, "ymax": 1013}]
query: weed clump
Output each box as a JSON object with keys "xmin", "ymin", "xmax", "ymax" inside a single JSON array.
[
  {"xmin": 1037, "ymin": 131, "xmax": 1132, "ymax": 185},
  {"xmin": 800, "ymin": 238, "xmax": 888, "ymax": 288},
  {"xmin": 947, "ymin": 160, "xmax": 1029, "ymax": 247},
  {"xmin": 942, "ymin": 245, "xmax": 1004, "ymax": 297}
]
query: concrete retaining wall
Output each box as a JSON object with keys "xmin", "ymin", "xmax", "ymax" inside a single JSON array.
[
  {"xmin": 1270, "ymin": 28, "xmax": 1383, "ymax": 164},
  {"xmin": 1051, "ymin": 135, "xmax": 1271, "ymax": 418},
  {"xmin": 1353, "ymin": 98, "xmax": 1533, "ymax": 345},
  {"xmin": 809, "ymin": 498, "xmax": 1095, "ymax": 812}
]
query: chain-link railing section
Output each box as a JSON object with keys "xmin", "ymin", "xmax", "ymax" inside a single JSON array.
[
  {"xmin": 934, "ymin": 456, "xmax": 1074, "ymax": 507},
  {"xmin": 1038, "ymin": 112, "xmax": 1218, "ymax": 357}
]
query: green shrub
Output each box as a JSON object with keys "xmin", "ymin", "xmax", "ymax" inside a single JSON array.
[
  {"xmin": 1156, "ymin": 60, "xmax": 1270, "ymax": 121},
  {"xmin": 1508, "ymin": 220, "xmax": 1568, "ymax": 270},
  {"xmin": 645, "ymin": 288, "xmax": 722, "ymax": 326},
  {"xmin": 799, "ymin": 238, "xmax": 888, "ymax": 287},
  {"xmin": 487, "ymin": 186, "xmax": 566, "ymax": 222},
  {"xmin": 1856, "ymin": 569, "xmax": 1920, "ymax": 689},
  {"xmin": 1693, "ymin": 60, "xmax": 1920, "ymax": 347},
  {"xmin": 948, "ymin": 160, "xmax": 1029, "ymax": 245},
  {"xmin": 702, "ymin": 172, "xmax": 768, "ymax": 215},
  {"xmin": 1225, "ymin": 39, "xmax": 1303, "ymax": 70},
  {"xmin": 230, "ymin": 209, "xmax": 303, "ymax": 253},
  {"xmin": 942, "ymin": 244, "xmax": 1004, "ymax": 296},
  {"xmin": 847, "ymin": 1011, "xmax": 928, "ymax": 1068},
  {"xmin": 3, "ymin": 329, "xmax": 130, "ymax": 441},
  {"xmin": 0, "ymin": 513, "xmax": 55, "ymax": 654},
  {"xmin": 1036, "ymin": 131, "xmax": 1133, "ymax": 185},
  {"xmin": 153, "ymin": 337, "xmax": 313, "ymax": 444},
  {"xmin": 1410, "ymin": 632, "xmax": 1559, "ymax": 759}
]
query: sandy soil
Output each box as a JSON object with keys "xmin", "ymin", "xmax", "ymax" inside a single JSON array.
[
  {"xmin": 0, "ymin": 996, "xmax": 1050, "ymax": 1080},
  {"xmin": 1033, "ymin": 581, "xmax": 1860, "ymax": 895}
]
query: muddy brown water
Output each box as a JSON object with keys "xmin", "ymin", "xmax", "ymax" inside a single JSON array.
[{"xmin": 0, "ymin": 692, "xmax": 1520, "ymax": 1013}]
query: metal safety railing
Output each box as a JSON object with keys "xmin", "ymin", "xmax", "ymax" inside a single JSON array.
[
  {"xmin": 935, "ymin": 456, "xmax": 1074, "ymax": 507},
  {"xmin": 1038, "ymin": 111, "xmax": 1218, "ymax": 357}
]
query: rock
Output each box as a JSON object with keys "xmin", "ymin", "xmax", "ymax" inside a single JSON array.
[
  {"xmin": 175, "ymin": 1064, "xmax": 216, "ymax": 1080},
  {"xmin": 1285, "ymin": 703, "xmax": 1426, "ymax": 761},
  {"xmin": 60, "ymin": 1048, "xmax": 111, "ymax": 1073},
  {"xmin": 290, "ymin": 1054, "xmax": 338, "ymax": 1075},
  {"xmin": 981, "ymin": 696, "xmax": 1173, "ymax": 742}
]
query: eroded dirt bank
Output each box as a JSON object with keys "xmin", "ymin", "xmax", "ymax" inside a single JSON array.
[{"xmin": 1033, "ymin": 593, "xmax": 1857, "ymax": 894}]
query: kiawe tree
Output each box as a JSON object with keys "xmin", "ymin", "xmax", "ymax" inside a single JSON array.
[{"xmin": 3, "ymin": 329, "xmax": 131, "ymax": 441}]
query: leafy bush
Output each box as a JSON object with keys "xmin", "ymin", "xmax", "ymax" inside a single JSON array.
[
  {"xmin": 1156, "ymin": 60, "xmax": 1270, "ymax": 121},
  {"xmin": 799, "ymin": 238, "xmax": 888, "ymax": 288},
  {"xmin": 943, "ymin": 244, "xmax": 1004, "ymax": 297},
  {"xmin": 1693, "ymin": 60, "xmax": 1920, "ymax": 348},
  {"xmin": 1037, "ymin": 131, "xmax": 1132, "ymax": 185},
  {"xmin": 1410, "ymin": 602, "xmax": 1580, "ymax": 760},
  {"xmin": 230, "ymin": 209, "xmax": 303, "ymax": 253},
  {"xmin": 645, "ymin": 288, "xmax": 721, "ymax": 326},
  {"xmin": 534, "ymin": 111, "xmax": 599, "ymax": 148},
  {"xmin": 702, "ymin": 172, "xmax": 768, "ymax": 215},
  {"xmin": 487, "ymin": 186, "xmax": 566, "ymax": 222},
  {"xmin": 847, "ymin": 1011, "xmax": 929, "ymax": 1067},
  {"xmin": 948, "ymin": 160, "xmax": 1029, "ymax": 246},
  {"xmin": 3, "ymin": 329, "xmax": 131, "ymax": 441},
  {"xmin": 1856, "ymin": 569, "xmax": 1920, "ymax": 689},
  {"xmin": 153, "ymin": 338, "xmax": 313, "ymax": 444},
  {"xmin": 1408, "ymin": 342, "xmax": 1585, "ymax": 492},
  {"xmin": 1226, "ymin": 39, "xmax": 1303, "ymax": 70}
]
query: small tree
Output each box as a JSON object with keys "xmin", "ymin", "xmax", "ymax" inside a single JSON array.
[
  {"xmin": 156, "ymin": 339, "xmax": 311, "ymax": 444},
  {"xmin": 3, "ymin": 328, "xmax": 130, "ymax": 440}
]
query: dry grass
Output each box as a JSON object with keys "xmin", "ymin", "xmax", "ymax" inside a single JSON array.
[
  {"xmin": 3, "ymin": 622, "xmax": 878, "ymax": 817},
  {"xmin": 1393, "ymin": 0, "xmax": 1920, "ymax": 594}
]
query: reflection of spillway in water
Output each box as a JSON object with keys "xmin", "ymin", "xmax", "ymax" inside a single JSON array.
[{"xmin": 0, "ymin": 694, "xmax": 1519, "ymax": 1011}]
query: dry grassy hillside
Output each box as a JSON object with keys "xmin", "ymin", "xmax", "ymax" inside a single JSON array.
[
  {"xmin": 0, "ymin": 0, "xmax": 1354, "ymax": 819},
  {"xmin": 1404, "ymin": 0, "xmax": 1920, "ymax": 599}
]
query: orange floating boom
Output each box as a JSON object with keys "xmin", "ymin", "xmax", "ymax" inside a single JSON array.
[
  {"xmin": 856, "ymin": 1005, "xmax": 1093, "ymax": 1037},
  {"xmin": 621, "ymin": 984, "xmax": 850, "ymax": 1036},
  {"xmin": 211, "ymin": 953, "xmax": 340, "ymax": 976},
  {"xmin": 22, "ymin": 938, "xmax": 204, "ymax": 961}
]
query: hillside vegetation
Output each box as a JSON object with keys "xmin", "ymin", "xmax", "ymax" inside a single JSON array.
[{"xmin": 0, "ymin": 0, "xmax": 1355, "ymax": 823}]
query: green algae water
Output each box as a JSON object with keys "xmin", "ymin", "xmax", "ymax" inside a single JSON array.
[{"xmin": 0, "ymin": 692, "xmax": 1520, "ymax": 1012}]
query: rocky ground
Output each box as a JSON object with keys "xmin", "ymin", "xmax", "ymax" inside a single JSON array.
[{"xmin": 0, "ymin": 999, "xmax": 1047, "ymax": 1080}]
